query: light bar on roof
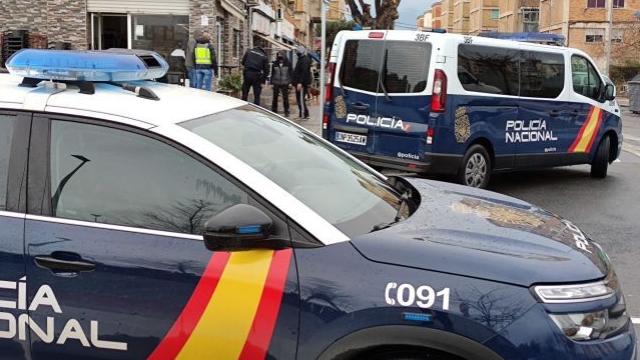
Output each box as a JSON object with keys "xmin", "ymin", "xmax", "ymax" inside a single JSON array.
[{"xmin": 6, "ymin": 49, "xmax": 169, "ymax": 82}]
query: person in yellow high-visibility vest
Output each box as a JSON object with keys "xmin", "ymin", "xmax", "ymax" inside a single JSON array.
[{"xmin": 192, "ymin": 33, "xmax": 218, "ymax": 91}]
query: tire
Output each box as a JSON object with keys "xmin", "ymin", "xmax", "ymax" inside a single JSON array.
[
  {"xmin": 458, "ymin": 144, "xmax": 491, "ymax": 188},
  {"xmin": 590, "ymin": 135, "xmax": 610, "ymax": 178}
]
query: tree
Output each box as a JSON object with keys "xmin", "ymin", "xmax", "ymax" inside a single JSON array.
[
  {"xmin": 316, "ymin": 20, "xmax": 356, "ymax": 49},
  {"xmin": 346, "ymin": 0, "xmax": 401, "ymax": 30}
]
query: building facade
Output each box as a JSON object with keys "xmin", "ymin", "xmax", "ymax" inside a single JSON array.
[
  {"xmin": 453, "ymin": 0, "xmax": 471, "ymax": 33},
  {"xmin": 469, "ymin": 0, "xmax": 500, "ymax": 34},
  {"xmin": 327, "ymin": 0, "xmax": 346, "ymax": 21},
  {"xmin": 432, "ymin": 1, "xmax": 444, "ymax": 29},
  {"xmin": 0, "ymin": 0, "xmax": 312, "ymax": 70},
  {"xmin": 539, "ymin": 0, "xmax": 640, "ymax": 69},
  {"xmin": 498, "ymin": 0, "xmax": 540, "ymax": 32},
  {"xmin": 440, "ymin": 0, "xmax": 455, "ymax": 32},
  {"xmin": 417, "ymin": 9, "xmax": 434, "ymax": 30}
]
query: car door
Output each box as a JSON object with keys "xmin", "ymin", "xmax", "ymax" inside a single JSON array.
[
  {"xmin": 330, "ymin": 34, "xmax": 384, "ymax": 155},
  {"xmin": 24, "ymin": 115, "xmax": 299, "ymax": 359},
  {"xmin": 568, "ymin": 55, "xmax": 606, "ymax": 158},
  {"xmin": 515, "ymin": 49, "xmax": 567, "ymax": 167},
  {"xmin": 0, "ymin": 110, "xmax": 30, "ymax": 358}
]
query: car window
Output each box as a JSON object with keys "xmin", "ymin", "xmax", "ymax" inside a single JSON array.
[
  {"xmin": 572, "ymin": 55, "xmax": 602, "ymax": 100},
  {"xmin": 181, "ymin": 105, "xmax": 403, "ymax": 237},
  {"xmin": 50, "ymin": 121, "xmax": 248, "ymax": 234},
  {"xmin": 0, "ymin": 115, "xmax": 16, "ymax": 211},
  {"xmin": 520, "ymin": 50, "xmax": 565, "ymax": 98},
  {"xmin": 382, "ymin": 41, "xmax": 431, "ymax": 93},
  {"xmin": 339, "ymin": 39, "xmax": 384, "ymax": 92},
  {"xmin": 458, "ymin": 44, "xmax": 520, "ymax": 95}
]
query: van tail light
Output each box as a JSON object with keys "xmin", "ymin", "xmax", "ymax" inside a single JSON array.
[
  {"xmin": 368, "ymin": 32, "xmax": 385, "ymax": 39},
  {"xmin": 426, "ymin": 127, "xmax": 435, "ymax": 145},
  {"xmin": 325, "ymin": 62, "xmax": 336, "ymax": 103},
  {"xmin": 323, "ymin": 114, "xmax": 329, "ymax": 130},
  {"xmin": 431, "ymin": 69, "xmax": 447, "ymax": 113}
]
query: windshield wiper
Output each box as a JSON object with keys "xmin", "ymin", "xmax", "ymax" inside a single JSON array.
[{"xmin": 370, "ymin": 190, "xmax": 412, "ymax": 232}]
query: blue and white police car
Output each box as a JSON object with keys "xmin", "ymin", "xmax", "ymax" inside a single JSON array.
[
  {"xmin": 324, "ymin": 30, "xmax": 622, "ymax": 188},
  {"xmin": 0, "ymin": 49, "xmax": 635, "ymax": 359}
]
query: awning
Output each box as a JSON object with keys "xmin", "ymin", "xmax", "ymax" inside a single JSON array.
[
  {"xmin": 256, "ymin": 34, "xmax": 296, "ymax": 50},
  {"xmin": 220, "ymin": 0, "xmax": 245, "ymax": 21}
]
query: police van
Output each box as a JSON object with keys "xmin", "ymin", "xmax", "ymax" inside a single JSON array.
[
  {"xmin": 0, "ymin": 49, "xmax": 635, "ymax": 359},
  {"xmin": 323, "ymin": 30, "xmax": 622, "ymax": 188}
]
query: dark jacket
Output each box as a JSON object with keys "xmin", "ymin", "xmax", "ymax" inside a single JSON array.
[
  {"xmin": 292, "ymin": 54, "xmax": 312, "ymax": 86},
  {"xmin": 242, "ymin": 47, "xmax": 269, "ymax": 76},
  {"xmin": 270, "ymin": 58, "xmax": 292, "ymax": 86},
  {"xmin": 193, "ymin": 36, "xmax": 218, "ymax": 76}
]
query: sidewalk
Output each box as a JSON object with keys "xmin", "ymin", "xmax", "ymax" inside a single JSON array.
[{"xmin": 238, "ymin": 84, "xmax": 322, "ymax": 135}]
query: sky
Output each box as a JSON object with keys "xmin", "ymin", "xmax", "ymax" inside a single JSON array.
[{"xmin": 395, "ymin": 0, "xmax": 437, "ymax": 30}]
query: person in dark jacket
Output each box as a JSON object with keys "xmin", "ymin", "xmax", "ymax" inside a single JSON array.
[
  {"xmin": 191, "ymin": 33, "xmax": 218, "ymax": 91},
  {"xmin": 292, "ymin": 46, "xmax": 311, "ymax": 119},
  {"xmin": 270, "ymin": 50, "xmax": 292, "ymax": 117},
  {"xmin": 241, "ymin": 46, "xmax": 269, "ymax": 106}
]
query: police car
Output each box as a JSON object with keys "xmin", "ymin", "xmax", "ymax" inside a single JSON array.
[
  {"xmin": 323, "ymin": 30, "xmax": 622, "ymax": 188},
  {"xmin": 0, "ymin": 49, "xmax": 635, "ymax": 359}
]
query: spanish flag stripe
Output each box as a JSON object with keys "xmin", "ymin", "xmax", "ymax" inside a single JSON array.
[
  {"xmin": 573, "ymin": 107, "xmax": 602, "ymax": 153},
  {"xmin": 584, "ymin": 110, "xmax": 604, "ymax": 153},
  {"xmin": 176, "ymin": 250, "xmax": 275, "ymax": 359},
  {"xmin": 569, "ymin": 106, "xmax": 595, "ymax": 153},
  {"xmin": 147, "ymin": 251, "xmax": 231, "ymax": 360},
  {"xmin": 239, "ymin": 249, "xmax": 293, "ymax": 360}
]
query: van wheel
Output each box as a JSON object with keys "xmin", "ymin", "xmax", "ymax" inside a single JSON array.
[
  {"xmin": 458, "ymin": 145, "xmax": 491, "ymax": 188},
  {"xmin": 590, "ymin": 135, "xmax": 610, "ymax": 178}
]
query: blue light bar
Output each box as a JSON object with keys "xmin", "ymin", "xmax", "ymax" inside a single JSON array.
[{"xmin": 6, "ymin": 49, "xmax": 169, "ymax": 82}]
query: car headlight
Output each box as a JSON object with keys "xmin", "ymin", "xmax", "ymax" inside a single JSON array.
[
  {"xmin": 548, "ymin": 295, "xmax": 629, "ymax": 341},
  {"xmin": 534, "ymin": 280, "xmax": 615, "ymax": 303}
]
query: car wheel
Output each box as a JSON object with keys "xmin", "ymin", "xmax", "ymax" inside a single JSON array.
[
  {"xmin": 458, "ymin": 144, "xmax": 491, "ymax": 188},
  {"xmin": 590, "ymin": 135, "xmax": 610, "ymax": 178}
]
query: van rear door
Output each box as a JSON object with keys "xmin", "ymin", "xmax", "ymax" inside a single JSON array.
[
  {"xmin": 371, "ymin": 33, "xmax": 433, "ymax": 165},
  {"xmin": 330, "ymin": 32, "xmax": 385, "ymax": 155}
]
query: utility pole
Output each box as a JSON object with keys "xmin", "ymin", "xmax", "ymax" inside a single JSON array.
[
  {"xmin": 604, "ymin": 0, "xmax": 614, "ymax": 76},
  {"xmin": 319, "ymin": 0, "xmax": 328, "ymax": 127}
]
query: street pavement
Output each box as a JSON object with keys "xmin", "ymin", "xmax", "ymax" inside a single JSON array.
[{"xmin": 290, "ymin": 104, "xmax": 640, "ymax": 335}]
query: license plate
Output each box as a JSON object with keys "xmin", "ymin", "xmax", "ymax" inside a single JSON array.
[{"xmin": 335, "ymin": 132, "xmax": 367, "ymax": 145}]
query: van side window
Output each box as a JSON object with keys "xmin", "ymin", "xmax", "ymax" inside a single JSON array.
[
  {"xmin": 457, "ymin": 44, "xmax": 519, "ymax": 96},
  {"xmin": 0, "ymin": 115, "xmax": 16, "ymax": 211},
  {"xmin": 520, "ymin": 51, "xmax": 565, "ymax": 98},
  {"xmin": 571, "ymin": 55, "xmax": 602, "ymax": 101},
  {"xmin": 382, "ymin": 42, "xmax": 431, "ymax": 93},
  {"xmin": 340, "ymin": 40, "xmax": 384, "ymax": 93}
]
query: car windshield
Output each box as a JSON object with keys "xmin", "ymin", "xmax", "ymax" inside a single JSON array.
[{"xmin": 180, "ymin": 105, "xmax": 402, "ymax": 237}]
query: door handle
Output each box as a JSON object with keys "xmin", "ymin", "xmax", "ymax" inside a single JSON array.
[
  {"xmin": 34, "ymin": 252, "xmax": 96, "ymax": 273},
  {"xmin": 549, "ymin": 110, "xmax": 561, "ymax": 117},
  {"xmin": 351, "ymin": 102, "xmax": 370, "ymax": 111}
]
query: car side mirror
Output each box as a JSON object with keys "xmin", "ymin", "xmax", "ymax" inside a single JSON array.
[
  {"xmin": 604, "ymin": 84, "xmax": 616, "ymax": 101},
  {"xmin": 203, "ymin": 204, "xmax": 289, "ymax": 251}
]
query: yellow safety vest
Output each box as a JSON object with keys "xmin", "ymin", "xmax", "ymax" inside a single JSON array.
[{"xmin": 195, "ymin": 45, "xmax": 212, "ymax": 65}]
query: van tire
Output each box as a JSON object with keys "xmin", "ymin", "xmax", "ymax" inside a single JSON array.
[
  {"xmin": 458, "ymin": 145, "xmax": 491, "ymax": 189},
  {"xmin": 590, "ymin": 135, "xmax": 610, "ymax": 179}
]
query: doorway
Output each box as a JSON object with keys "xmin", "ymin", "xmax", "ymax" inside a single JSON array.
[{"xmin": 91, "ymin": 14, "xmax": 128, "ymax": 50}]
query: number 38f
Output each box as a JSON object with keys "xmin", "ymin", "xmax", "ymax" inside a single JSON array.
[{"xmin": 385, "ymin": 282, "xmax": 450, "ymax": 311}]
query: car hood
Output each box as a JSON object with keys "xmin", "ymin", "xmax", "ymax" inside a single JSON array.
[{"xmin": 350, "ymin": 178, "xmax": 610, "ymax": 287}]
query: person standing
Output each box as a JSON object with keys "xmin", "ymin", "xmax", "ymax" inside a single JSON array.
[
  {"xmin": 184, "ymin": 32, "xmax": 198, "ymax": 88},
  {"xmin": 292, "ymin": 46, "xmax": 311, "ymax": 120},
  {"xmin": 241, "ymin": 46, "xmax": 269, "ymax": 106},
  {"xmin": 193, "ymin": 33, "xmax": 218, "ymax": 91},
  {"xmin": 270, "ymin": 50, "xmax": 292, "ymax": 117}
]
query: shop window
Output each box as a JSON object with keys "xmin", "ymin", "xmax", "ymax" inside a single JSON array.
[{"xmin": 131, "ymin": 15, "xmax": 189, "ymax": 60}]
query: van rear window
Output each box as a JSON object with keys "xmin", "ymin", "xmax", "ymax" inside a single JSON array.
[{"xmin": 340, "ymin": 40, "xmax": 431, "ymax": 94}]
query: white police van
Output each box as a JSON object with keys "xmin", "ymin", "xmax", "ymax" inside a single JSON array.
[{"xmin": 323, "ymin": 30, "xmax": 622, "ymax": 188}]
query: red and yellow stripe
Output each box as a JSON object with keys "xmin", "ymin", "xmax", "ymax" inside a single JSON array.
[
  {"xmin": 569, "ymin": 106, "xmax": 604, "ymax": 153},
  {"xmin": 148, "ymin": 249, "xmax": 293, "ymax": 360}
]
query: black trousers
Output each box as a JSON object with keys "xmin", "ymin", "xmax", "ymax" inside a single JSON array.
[
  {"xmin": 272, "ymin": 85, "xmax": 290, "ymax": 114},
  {"xmin": 295, "ymin": 85, "xmax": 309, "ymax": 118},
  {"xmin": 242, "ymin": 71, "xmax": 262, "ymax": 106}
]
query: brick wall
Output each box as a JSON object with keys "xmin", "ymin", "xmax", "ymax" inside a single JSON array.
[
  {"xmin": 0, "ymin": 0, "xmax": 48, "ymax": 33},
  {"xmin": 46, "ymin": 0, "xmax": 88, "ymax": 49}
]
